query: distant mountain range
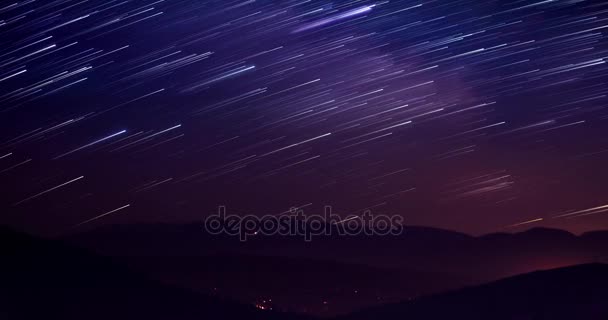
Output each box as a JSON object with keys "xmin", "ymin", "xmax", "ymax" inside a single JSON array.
[
  {"xmin": 4, "ymin": 224, "xmax": 608, "ymax": 318},
  {"xmin": 60, "ymin": 223, "xmax": 608, "ymax": 315},
  {"xmin": 0, "ymin": 226, "xmax": 308, "ymax": 320},
  {"xmin": 340, "ymin": 263, "xmax": 608, "ymax": 320}
]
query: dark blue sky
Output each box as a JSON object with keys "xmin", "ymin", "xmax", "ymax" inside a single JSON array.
[{"xmin": 2, "ymin": 0, "xmax": 608, "ymax": 235}]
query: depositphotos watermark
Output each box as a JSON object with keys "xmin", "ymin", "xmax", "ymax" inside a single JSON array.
[{"xmin": 204, "ymin": 206, "xmax": 404, "ymax": 241}]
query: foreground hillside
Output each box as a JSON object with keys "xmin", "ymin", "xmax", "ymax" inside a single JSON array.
[
  {"xmin": 3, "ymin": 225, "xmax": 608, "ymax": 319},
  {"xmin": 341, "ymin": 263, "xmax": 608, "ymax": 320},
  {"xmin": 64, "ymin": 223, "xmax": 608, "ymax": 314},
  {"xmin": 0, "ymin": 226, "xmax": 307, "ymax": 320}
]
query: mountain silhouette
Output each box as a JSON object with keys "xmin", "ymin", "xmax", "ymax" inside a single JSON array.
[
  {"xmin": 91, "ymin": 253, "xmax": 466, "ymax": 315},
  {"xmin": 5, "ymin": 224, "xmax": 608, "ymax": 318},
  {"xmin": 339, "ymin": 263, "xmax": 608, "ymax": 320},
  {"xmin": 0, "ymin": 226, "xmax": 309, "ymax": 320},
  {"xmin": 62, "ymin": 223, "xmax": 608, "ymax": 315}
]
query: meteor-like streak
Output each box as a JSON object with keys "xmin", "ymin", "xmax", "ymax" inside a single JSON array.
[
  {"xmin": 293, "ymin": 5, "xmax": 375, "ymax": 33},
  {"xmin": 552, "ymin": 203, "xmax": 608, "ymax": 219},
  {"xmin": 13, "ymin": 176, "xmax": 85, "ymax": 206},
  {"xmin": 506, "ymin": 218, "xmax": 543, "ymax": 228},
  {"xmin": 53, "ymin": 130, "xmax": 127, "ymax": 159},
  {"xmin": 74, "ymin": 204, "xmax": 131, "ymax": 228}
]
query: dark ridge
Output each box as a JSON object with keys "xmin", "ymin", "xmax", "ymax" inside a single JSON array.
[
  {"xmin": 340, "ymin": 263, "xmax": 608, "ymax": 320},
  {"xmin": 0, "ymin": 225, "xmax": 310, "ymax": 320}
]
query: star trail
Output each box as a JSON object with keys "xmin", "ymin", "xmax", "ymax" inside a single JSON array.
[{"xmin": 2, "ymin": 0, "xmax": 608, "ymax": 235}]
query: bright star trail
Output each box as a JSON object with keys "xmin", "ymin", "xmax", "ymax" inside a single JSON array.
[{"xmin": 2, "ymin": 0, "xmax": 608, "ymax": 235}]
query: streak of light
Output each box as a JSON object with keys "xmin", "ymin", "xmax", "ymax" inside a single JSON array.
[
  {"xmin": 53, "ymin": 130, "xmax": 127, "ymax": 159},
  {"xmin": 13, "ymin": 176, "xmax": 84, "ymax": 206},
  {"xmin": 506, "ymin": 218, "xmax": 544, "ymax": 228},
  {"xmin": 73, "ymin": 204, "xmax": 131, "ymax": 228}
]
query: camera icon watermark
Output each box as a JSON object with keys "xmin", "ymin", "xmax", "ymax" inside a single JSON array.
[{"xmin": 204, "ymin": 206, "xmax": 404, "ymax": 241}]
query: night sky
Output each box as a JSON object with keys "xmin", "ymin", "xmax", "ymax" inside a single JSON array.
[{"xmin": 2, "ymin": 0, "xmax": 608, "ymax": 235}]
